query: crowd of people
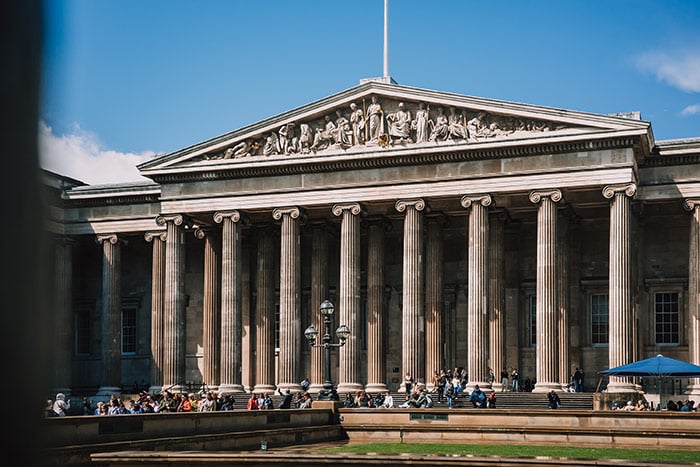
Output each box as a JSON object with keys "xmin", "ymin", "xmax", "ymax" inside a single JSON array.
[{"xmin": 611, "ymin": 398, "xmax": 697, "ymax": 412}]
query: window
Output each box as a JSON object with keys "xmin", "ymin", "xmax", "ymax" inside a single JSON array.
[
  {"xmin": 591, "ymin": 294, "xmax": 609, "ymax": 345},
  {"xmin": 655, "ymin": 292, "xmax": 679, "ymax": 345},
  {"xmin": 529, "ymin": 295, "xmax": 536, "ymax": 347},
  {"xmin": 75, "ymin": 301, "xmax": 93, "ymax": 355},
  {"xmin": 121, "ymin": 306, "xmax": 137, "ymax": 354}
]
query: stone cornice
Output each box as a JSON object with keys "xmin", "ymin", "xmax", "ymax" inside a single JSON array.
[{"xmin": 144, "ymin": 135, "xmax": 641, "ymax": 185}]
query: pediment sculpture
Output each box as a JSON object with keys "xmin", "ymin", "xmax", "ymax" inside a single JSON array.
[{"xmin": 199, "ymin": 97, "xmax": 568, "ymax": 161}]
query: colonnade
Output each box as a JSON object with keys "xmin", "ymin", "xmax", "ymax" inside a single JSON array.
[{"xmin": 50, "ymin": 185, "xmax": 700, "ymax": 397}]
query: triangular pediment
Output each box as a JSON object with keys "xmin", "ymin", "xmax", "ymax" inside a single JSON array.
[{"xmin": 138, "ymin": 81, "xmax": 651, "ymax": 175}]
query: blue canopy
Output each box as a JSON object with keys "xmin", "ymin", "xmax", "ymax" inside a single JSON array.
[{"xmin": 599, "ymin": 354, "xmax": 700, "ymax": 378}]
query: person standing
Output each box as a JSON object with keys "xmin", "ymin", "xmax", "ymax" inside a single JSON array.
[
  {"xmin": 404, "ymin": 372, "xmax": 414, "ymax": 396},
  {"xmin": 511, "ymin": 368, "xmax": 520, "ymax": 392},
  {"xmin": 500, "ymin": 368, "xmax": 509, "ymax": 391}
]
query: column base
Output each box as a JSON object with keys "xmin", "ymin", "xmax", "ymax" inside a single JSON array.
[
  {"xmin": 253, "ymin": 384, "xmax": 276, "ymax": 394},
  {"xmin": 532, "ymin": 381, "xmax": 561, "ymax": 393},
  {"xmin": 364, "ymin": 383, "xmax": 389, "ymax": 394},
  {"xmin": 218, "ymin": 384, "xmax": 245, "ymax": 395},
  {"xmin": 96, "ymin": 386, "xmax": 122, "ymax": 397},
  {"xmin": 336, "ymin": 382, "xmax": 364, "ymax": 395},
  {"xmin": 466, "ymin": 381, "xmax": 492, "ymax": 392}
]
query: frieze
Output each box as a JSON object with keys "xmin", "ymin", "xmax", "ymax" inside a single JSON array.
[{"xmin": 195, "ymin": 96, "xmax": 569, "ymax": 162}]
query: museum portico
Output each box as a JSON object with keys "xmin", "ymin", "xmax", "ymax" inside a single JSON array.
[{"xmin": 44, "ymin": 80, "xmax": 700, "ymax": 399}]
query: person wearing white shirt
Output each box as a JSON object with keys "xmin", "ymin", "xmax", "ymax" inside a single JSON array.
[{"xmin": 382, "ymin": 392, "xmax": 394, "ymax": 408}]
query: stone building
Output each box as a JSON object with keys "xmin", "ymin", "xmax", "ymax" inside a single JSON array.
[{"xmin": 44, "ymin": 80, "xmax": 700, "ymax": 398}]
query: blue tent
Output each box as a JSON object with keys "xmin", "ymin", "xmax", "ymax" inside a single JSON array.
[{"xmin": 599, "ymin": 354, "xmax": 700, "ymax": 378}]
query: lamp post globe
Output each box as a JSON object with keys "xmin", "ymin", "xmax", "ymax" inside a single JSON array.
[{"xmin": 304, "ymin": 300, "xmax": 350, "ymax": 401}]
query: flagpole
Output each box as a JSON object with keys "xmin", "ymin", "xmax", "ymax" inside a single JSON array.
[{"xmin": 383, "ymin": 0, "xmax": 389, "ymax": 79}]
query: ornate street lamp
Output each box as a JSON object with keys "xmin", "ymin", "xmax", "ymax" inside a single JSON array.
[{"xmin": 304, "ymin": 299, "xmax": 350, "ymax": 400}]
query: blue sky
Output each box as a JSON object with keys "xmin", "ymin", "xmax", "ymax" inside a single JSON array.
[{"xmin": 39, "ymin": 0, "xmax": 700, "ymax": 184}]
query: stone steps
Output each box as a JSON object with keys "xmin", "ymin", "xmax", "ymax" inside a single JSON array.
[{"xmin": 387, "ymin": 390, "xmax": 594, "ymax": 410}]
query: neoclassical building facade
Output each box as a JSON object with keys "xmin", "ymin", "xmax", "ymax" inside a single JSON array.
[{"xmin": 45, "ymin": 80, "xmax": 700, "ymax": 398}]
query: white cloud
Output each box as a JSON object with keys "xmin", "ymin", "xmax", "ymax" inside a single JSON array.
[
  {"xmin": 682, "ymin": 104, "xmax": 700, "ymax": 116},
  {"xmin": 38, "ymin": 121, "xmax": 158, "ymax": 185},
  {"xmin": 635, "ymin": 49, "xmax": 700, "ymax": 93}
]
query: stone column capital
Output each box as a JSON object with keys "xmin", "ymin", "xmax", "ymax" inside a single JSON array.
[
  {"xmin": 272, "ymin": 206, "xmax": 303, "ymax": 221},
  {"xmin": 395, "ymin": 198, "xmax": 425, "ymax": 213},
  {"xmin": 529, "ymin": 189, "xmax": 563, "ymax": 204},
  {"xmin": 144, "ymin": 231, "xmax": 167, "ymax": 242},
  {"xmin": 460, "ymin": 194, "xmax": 492, "ymax": 209},
  {"xmin": 194, "ymin": 227, "xmax": 220, "ymax": 240},
  {"xmin": 156, "ymin": 213, "xmax": 190, "ymax": 227},
  {"xmin": 214, "ymin": 210, "xmax": 244, "ymax": 224},
  {"xmin": 96, "ymin": 234, "xmax": 126, "ymax": 246},
  {"xmin": 602, "ymin": 183, "xmax": 636, "ymax": 200},
  {"xmin": 332, "ymin": 202, "xmax": 363, "ymax": 217},
  {"xmin": 684, "ymin": 199, "xmax": 700, "ymax": 212}
]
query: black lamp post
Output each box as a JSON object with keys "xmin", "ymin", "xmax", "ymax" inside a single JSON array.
[{"xmin": 304, "ymin": 299, "xmax": 350, "ymax": 400}]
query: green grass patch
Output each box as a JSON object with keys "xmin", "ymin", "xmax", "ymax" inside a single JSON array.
[{"xmin": 322, "ymin": 442, "xmax": 700, "ymax": 463}]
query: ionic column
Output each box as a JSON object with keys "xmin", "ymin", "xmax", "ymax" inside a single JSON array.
[
  {"xmin": 684, "ymin": 199, "xmax": 700, "ymax": 395},
  {"xmin": 145, "ymin": 231, "xmax": 166, "ymax": 394},
  {"xmin": 557, "ymin": 210, "xmax": 570, "ymax": 389},
  {"xmin": 240, "ymin": 237, "xmax": 253, "ymax": 391},
  {"xmin": 273, "ymin": 207, "xmax": 303, "ymax": 393},
  {"xmin": 365, "ymin": 218, "xmax": 390, "ymax": 394},
  {"xmin": 332, "ymin": 202, "xmax": 364, "ymax": 393},
  {"xmin": 155, "ymin": 214, "xmax": 188, "ymax": 393},
  {"xmin": 96, "ymin": 234, "xmax": 124, "ymax": 396},
  {"xmin": 603, "ymin": 183, "xmax": 637, "ymax": 393},
  {"xmin": 425, "ymin": 214, "xmax": 446, "ymax": 387},
  {"xmin": 461, "ymin": 194, "xmax": 492, "ymax": 391},
  {"xmin": 309, "ymin": 222, "xmax": 330, "ymax": 394},
  {"xmin": 195, "ymin": 227, "xmax": 221, "ymax": 392},
  {"xmin": 253, "ymin": 227, "xmax": 276, "ymax": 393},
  {"xmin": 489, "ymin": 212, "xmax": 506, "ymax": 392},
  {"xmin": 396, "ymin": 198, "xmax": 426, "ymax": 388},
  {"xmin": 214, "ymin": 211, "xmax": 246, "ymax": 394},
  {"xmin": 529, "ymin": 189, "xmax": 562, "ymax": 393},
  {"xmin": 52, "ymin": 237, "xmax": 74, "ymax": 396}
]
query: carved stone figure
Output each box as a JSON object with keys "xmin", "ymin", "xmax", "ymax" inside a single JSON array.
[
  {"xmin": 366, "ymin": 96, "xmax": 383, "ymax": 142},
  {"xmin": 334, "ymin": 110, "xmax": 352, "ymax": 148},
  {"xmin": 429, "ymin": 107, "xmax": 449, "ymax": 142},
  {"xmin": 412, "ymin": 102, "xmax": 430, "ymax": 143},
  {"xmin": 263, "ymin": 132, "xmax": 280, "ymax": 156},
  {"xmin": 447, "ymin": 107, "xmax": 468, "ymax": 140},
  {"xmin": 278, "ymin": 123, "xmax": 295, "ymax": 154},
  {"xmin": 467, "ymin": 112, "xmax": 495, "ymax": 140},
  {"xmin": 387, "ymin": 102, "xmax": 412, "ymax": 144},
  {"xmin": 298, "ymin": 123, "xmax": 312, "ymax": 153},
  {"xmin": 310, "ymin": 116, "xmax": 337, "ymax": 151},
  {"xmin": 226, "ymin": 139, "xmax": 256, "ymax": 158},
  {"xmin": 349, "ymin": 103, "xmax": 365, "ymax": 145}
]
